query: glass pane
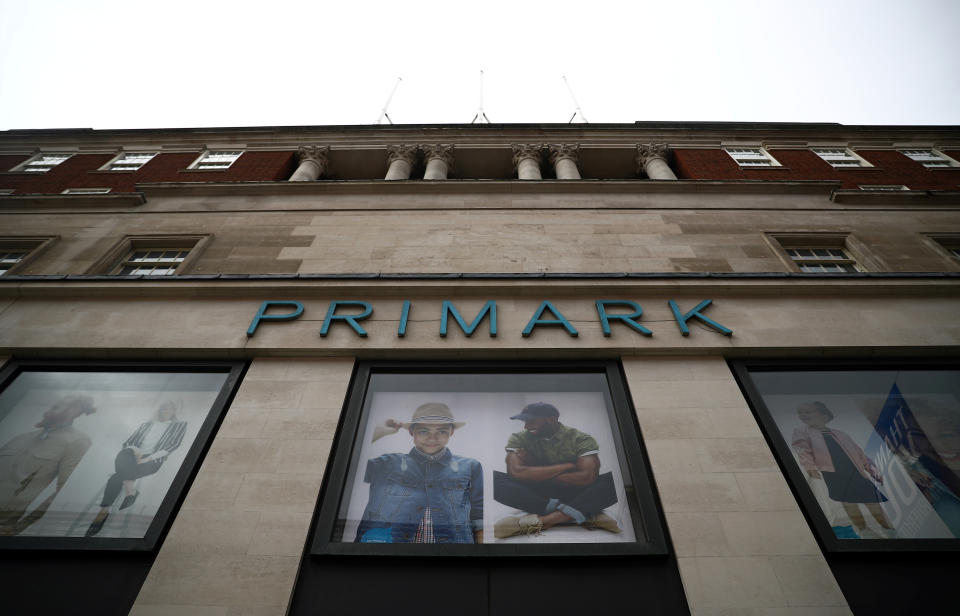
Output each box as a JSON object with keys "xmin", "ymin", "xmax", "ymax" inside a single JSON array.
[
  {"xmin": 0, "ymin": 370, "xmax": 229, "ymax": 539},
  {"xmin": 749, "ymin": 368, "xmax": 960, "ymax": 540},
  {"xmin": 335, "ymin": 372, "xmax": 639, "ymax": 546}
]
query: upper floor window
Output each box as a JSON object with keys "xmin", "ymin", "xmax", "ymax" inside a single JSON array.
[
  {"xmin": 189, "ymin": 150, "xmax": 243, "ymax": 170},
  {"xmin": 924, "ymin": 234, "xmax": 960, "ymax": 264},
  {"xmin": 724, "ymin": 147, "xmax": 780, "ymax": 167},
  {"xmin": 811, "ymin": 147, "xmax": 871, "ymax": 168},
  {"xmin": 62, "ymin": 187, "xmax": 111, "ymax": 194},
  {"xmin": 89, "ymin": 234, "xmax": 211, "ymax": 276},
  {"xmin": 103, "ymin": 151, "xmax": 156, "ymax": 171},
  {"xmin": 785, "ymin": 247, "xmax": 862, "ymax": 273},
  {"xmin": 899, "ymin": 149, "xmax": 960, "ymax": 168},
  {"xmin": 0, "ymin": 237, "xmax": 58, "ymax": 276},
  {"xmin": 11, "ymin": 153, "xmax": 72, "ymax": 173},
  {"xmin": 767, "ymin": 233, "xmax": 872, "ymax": 273},
  {"xmin": 858, "ymin": 184, "xmax": 908, "ymax": 191}
]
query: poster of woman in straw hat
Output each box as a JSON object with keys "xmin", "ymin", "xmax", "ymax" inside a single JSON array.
[{"xmin": 335, "ymin": 370, "xmax": 637, "ymax": 546}]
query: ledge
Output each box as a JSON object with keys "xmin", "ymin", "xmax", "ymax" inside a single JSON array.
[
  {"xmin": 136, "ymin": 178, "xmax": 842, "ymax": 198},
  {"xmin": 831, "ymin": 190, "xmax": 960, "ymax": 205},
  {"xmin": 0, "ymin": 193, "xmax": 146, "ymax": 209}
]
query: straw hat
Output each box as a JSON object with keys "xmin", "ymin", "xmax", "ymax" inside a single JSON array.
[{"xmin": 372, "ymin": 402, "xmax": 464, "ymax": 442}]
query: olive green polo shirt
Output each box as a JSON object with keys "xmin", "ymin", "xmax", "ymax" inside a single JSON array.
[{"xmin": 505, "ymin": 423, "xmax": 599, "ymax": 465}]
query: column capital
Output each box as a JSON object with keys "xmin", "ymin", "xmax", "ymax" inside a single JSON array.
[
  {"xmin": 297, "ymin": 145, "xmax": 329, "ymax": 166},
  {"xmin": 511, "ymin": 144, "xmax": 544, "ymax": 166},
  {"xmin": 421, "ymin": 144, "xmax": 455, "ymax": 168},
  {"xmin": 386, "ymin": 144, "xmax": 418, "ymax": 165},
  {"xmin": 636, "ymin": 143, "xmax": 672, "ymax": 168},
  {"xmin": 548, "ymin": 143, "xmax": 580, "ymax": 165}
]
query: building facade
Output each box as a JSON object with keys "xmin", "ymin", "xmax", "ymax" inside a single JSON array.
[{"xmin": 0, "ymin": 122, "xmax": 958, "ymax": 615}]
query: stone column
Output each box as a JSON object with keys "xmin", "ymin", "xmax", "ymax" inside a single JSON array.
[
  {"xmin": 549, "ymin": 144, "xmax": 581, "ymax": 180},
  {"xmin": 422, "ymin": 144, "xmax": 454, "ymax": 180},
  {"xmin": 636, "ymin": 143, "xmax": 678, "ymax": 180},
  {"xmin": 512, "ymin": 144, "xmax": 543, "ymax": 180},
  {"xmin": 384, "ymin": 145, "xmax": 418, "ymax": 180},
  {"xmin": 289, "ymin": 145, "xmax": 329, "ymax": 181}
]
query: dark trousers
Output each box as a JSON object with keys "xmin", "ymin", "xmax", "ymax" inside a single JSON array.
[
  {"xmin": 100, "ymin": 448, "xmax": 163, "ymax": 507},
  {"xmin": 493, "ymin": 471, "xmax": 618, "ymax": 518}
]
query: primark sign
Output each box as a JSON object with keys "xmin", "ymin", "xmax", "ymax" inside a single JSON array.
[{"xmin": 246, "ymin": 299, "xmax": 733, "ymax": 338}]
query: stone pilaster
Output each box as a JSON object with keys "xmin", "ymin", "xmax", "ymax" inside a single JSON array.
[
  {"xmin": 512, "ymin": 144, "xmax": 544, "ymax": 180},
  {"xmin": 548, "ymin": 144, "xmax": 581, "ymax": 180},
  {"xmin": 636, "ymin": 143, "xmax": 678, "ymax": 180},
  {"xmin": 422, "ymin": 144, "xmax": 455, "ymax": 180},
  {"xmin": 384, "ymin": 145, "xmax": 418, "ymax": 181},
  {"xmin": 288, "ymin": 145, "xmax": 329, "ymax": 182}
]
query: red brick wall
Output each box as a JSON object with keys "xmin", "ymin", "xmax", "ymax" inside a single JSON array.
[
  {"xmin": 0, "ymin": 151, "xmax": 297, "ymax": 194},
  {"xmin": 674, "ymin": 149, "xmax": 960, "ymax": 190}
]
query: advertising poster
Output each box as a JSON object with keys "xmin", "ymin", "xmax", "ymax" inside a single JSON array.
[
  {"xmin": 752, "ymin": 370, "xmax": 960, "ymax": 540},
  {"xmin": 0, "ymin": 370, "xmax": 228, "ymax": 540},
  {"xmin": 336, "ymin": 375, "xmax": 637, "ymax": 545}
]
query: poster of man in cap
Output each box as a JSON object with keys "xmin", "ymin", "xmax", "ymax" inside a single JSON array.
[{"xmin": 339, "ymin": 387, "xmax": 635, "ymax": 545}]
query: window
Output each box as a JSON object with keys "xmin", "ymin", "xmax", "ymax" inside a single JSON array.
[
  {"xmin": 12, "ymin": 153, "xmax": 72, "ymax": 173},
  {"xmin": 311, "ymin": 361, "xmax": 667, "ymax": 557},
  {"xmin": 724, "ymin": 146, "xmax": 780, "ymax": 167},
  {"xmin": 767, "ymin": 233, "xmax": 873, "ymax": 273},
  {"xmin": 785, "ymin": 248, "xmax": 861, "ymax": 273},
  {"xmin": 189, "ymin": 150, "xmax": 243, "ymax": 170},
  {"xmin": 899, "ymin": 149, "xmax": 960, "ymax": 168},
  {"xmin": 115, "ymin": 249, "xmax": 190, "ymax": 275},
  {"xmin": 0, "ymin": 237, "xmax": 57, "ymax": 276},
  {"xmin": 924, "ymin": 234, "xmax": 960, "ymax": 264},
  {"xmin": 0, "ymin": 359, "xmax": 244, "ymax": 550},
  {"xmin": 103, "ymin": 151, "xmax": 156, "ymax": 171},
  {"xmin": 812, "ymin": 147, "xmax": 871, "ymax": 167},
  {"xmin": 62, "ymin": 187, "xmax": 111, "ymax": 194},
  {"xmin": 859, "ymin": 185, "xmax": 909, "ymax": 191},
  {"xmin": 89, "ymin": 234, "xmax": 211, "ymax": 276},
  {"xmin": 732, "ymin": 360, "xmax": 960, "ymax": 548}
]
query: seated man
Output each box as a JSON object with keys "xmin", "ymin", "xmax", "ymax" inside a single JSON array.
[
  {"xmin": 355, "ymin": 403, "xmax": 483, "ymax": 544},
  {"xmin": 493, "ymin": 402, "xmax": 620, "ymax": 538}
]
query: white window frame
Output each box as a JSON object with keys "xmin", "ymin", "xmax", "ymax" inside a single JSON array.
[
  {"xmin": 765, "ymin": 233, "xmax": 877, "ymax": 273},
  {"xmin": 899, "ymin": 149, "xmax": 960, "ymax": 168},
  {"xmin": 62, "ymin": 188, "xmax": 112, "ymax": 195},
  {"xmin": 723, "ymin": 146, "xmax": 781, "ymax": 167},
  {"xmin": 10, "ymin": 153, "xmax": 73, "ymax": 173},
  {"xmin": 88, "ymin": 234, "xmax": 212, "ymax": 276},
  {"xmin": 858, "ymin": 184, "xmax": 909, "ymax": 191},
  {"xmin": 101, "ymin": 151, "xmax": 157, "ymax": 172},
  {"xmin": 188, "ymin": 150, "xmax": 243, "ymax": 171},
  {"xmin": 811, "ymin": 147, "xmax": 872, "ymax": 168},
  {"xmin": 923, "ymin": 234, "xmax": 960, "ymax": 269}
]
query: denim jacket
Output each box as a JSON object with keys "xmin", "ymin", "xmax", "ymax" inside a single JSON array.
[{"xmin": 355, "ymin": 447, "xmax": 483, "ymax": 544}]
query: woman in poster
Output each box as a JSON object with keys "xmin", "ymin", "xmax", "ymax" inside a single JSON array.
[
  {"xmin": 791, "ymin": 401, "xmax": 895, "ymax": 538},
  {"xmin": 85, "ymin": 399, "xmax": 187, "ymax": 537},
  {"xmin": 355, "ymin": 403, "xmax": 483, "ymax": 544},
  {"xmin": 0, "ymin": 394, "xmax": 97, "ymax": 535}
]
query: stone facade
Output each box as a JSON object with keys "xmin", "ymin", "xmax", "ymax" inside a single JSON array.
[{"xmin": 1, "ymin": 122, "xmax": 959, "ymax": 616}]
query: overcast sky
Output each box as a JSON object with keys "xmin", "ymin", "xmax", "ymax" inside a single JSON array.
[{"xmin": 1, "ymin": 0, "xmax": 958, "ymax": 131}]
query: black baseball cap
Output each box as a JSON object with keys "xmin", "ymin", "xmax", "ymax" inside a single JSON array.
[{"xmin": 510, "ymin": 402, "xmax": 560, "ymax": 421}]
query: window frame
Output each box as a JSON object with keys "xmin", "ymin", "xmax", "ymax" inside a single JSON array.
[
  {"xmin": 765, "ymin": 232, "xmax": 880, "ymax": 273},
  {"xmin": 730, "ymin": 358, "xmax": 960, "ymax": 554},
  {"xmin": 723, "ymin": 146, "xmax": 781, "ymax": 168},
  {"xmin": 0, "ymin": 236, "xmax": 58, "ymax": 276},
  {"xmin": 0, "ymin": 358, "xmax": 246, "ymax": 551},
  {"xmin": 898, "ymin": 148, "xmax": 960, "ymax": 169},
  {"xmin": 811, "ymin": 147, "xmax": 873, "ymax": 168},
  {"xmin": 310, "ymin": 360, "xmax": 669, "ymax": 558},
  {"xmin": 858, "ymin": 185, "xmax": 909, "ymax": 191},
  {"xmin": 99, "ymin": 151, "xmax": 157, "ymax": 172},
  {"xmin": 921, "ymin": 233, "xmax": 960, "ymax": 270},
  {"xmin": 62, "ymin": 188, "xmax": 112, "ymax": 195},
  {"xmin": 187, "ymin": 150, "xmax": 244, "ymax": 171},
  {"xmin": 10, "ymin": 153, "xmax": 74, "ymax": 173},
  {"xmin": 87, "ymin": 234, "xmax": 212, "ymax": 276}
]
